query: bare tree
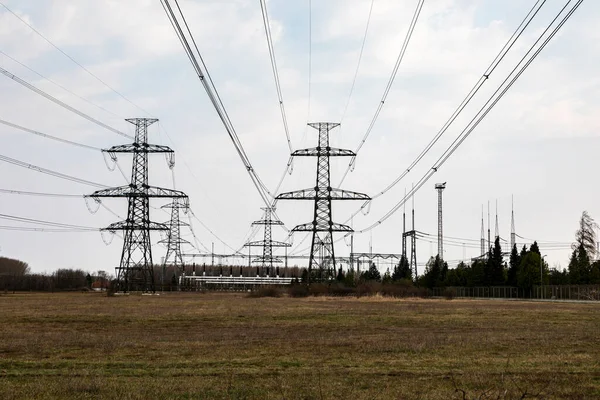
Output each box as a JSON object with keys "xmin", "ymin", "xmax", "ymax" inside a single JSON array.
[{"xmin": 573, "ymin": 211, "xmax": 598, "ymax": 258}]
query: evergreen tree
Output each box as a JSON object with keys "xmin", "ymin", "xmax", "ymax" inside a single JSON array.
[
  {"xmin": 574, "ymin": 211, "xmax": 598, "ymax": 259},
  {"xmin": 530, "ymin": 241, "xmax": 541, "ymax": 256},
  {"xmin": 336, "ymin": 267, "xmax": 345, "ymax": 282},
  {"xmin": 590, "ymin": 261, "xmax": 600, "ymax": 284},
  {"xmin": 361, "ymin": 262, "xmax": 381, "ymax": 282},
  {"xmin": 507, "ymin": 244, "xmax": 520, "ymax": 286},
  {"xmin": 423, "ymin": 256, "xmax": 447, "ymax": 289},
  {"xmin": 468, "ymin": 259, "xmax": 486, "ymax": 287},
  {"xmin": 517, "ymin": 251, "xmax": 540, "ymax": 292},
  {"xmin": 393, "ymin": 255, "xmax": 412, "ymax": 281},
  {"xmin": 485, "ymin": 237, "xmax": 505, "ymax": 286},
  {"xmin": 445, "ymin": 262, "xmax": 469, "ymax": 287},
  {"xmin": 382, "ymin": 268, "xmax": 392, "ymax": 284},
  {"xmin": 568, "ymin": 245, "xmax": 591, "ymax": 284},
  {"xmin": 520, "ymin": 245, "xmax": 528, "ymax": 260}
]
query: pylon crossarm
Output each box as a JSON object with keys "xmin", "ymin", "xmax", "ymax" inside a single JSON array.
[
  {"xmin": 252, "ymin": 219, "xmax": 284, "ymax": 226},
  {"xmin": 88, "ymin": 186, "xmax": 188, "ymax": 199},
  {"xmin": 292, "ymin": 147, "xmax": 356, "ymax": 157},
  {"xmin": 103, "ymin": 221, "xmax": 169, "ymax": 232},
  {"xmin": 276, "ymin": 188, "xmax": 316, "ymax": 200},
  {"xmin": 158, "ymin": 237, "xmax": 191, "ymax": 245},
  {"xmin": 245, "ymin": 240, "xmax": 291, "ymax": 247},
  {"xmin": 104, "ymin": 144, "xmax": 174, "ymax": 154},
  {"xmin": 277, "ymin": 188, "xmax": 370, "ymax": 200},
  {"xmin": 291, "ymin": 222, "xmax": 353, "ymax": 232},
  {"xmin": 252, "ymin": 257, "xmax": 283, "ymax": 264}
]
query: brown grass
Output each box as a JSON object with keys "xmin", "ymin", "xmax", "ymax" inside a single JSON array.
[{"xmin": 0, "ymin": 292, "xmax": 599, "ymax": 399}]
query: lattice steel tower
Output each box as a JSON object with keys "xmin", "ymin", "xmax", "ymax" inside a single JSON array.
[
  {"xmin": 277, "ymin": 122, "xmax": 370, "ymax": 281},
  {"xmin": 88, "ymin": 118, "xmax": 187, "ymax": 292},
  {"xmin": 245, "ymin": 207, "xmax": 290, "ymax": 277},
  {"xmin": 159, "ymin": 197, "xmax": 190, "ymax": 281},
  {"xmin": 435, "ymin": 183, "xmax": 446, "ymax": 260}
]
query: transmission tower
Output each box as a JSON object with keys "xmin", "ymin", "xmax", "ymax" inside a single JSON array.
[
  {"xmin": 435, "ymin": 182, "xmax": 446, "ymax": 260},
  {"xmin": 480, "ymin": 205, "xmax": 486, "ymax": 257},
  {"xmin": 87, "ymin": 118, "xmax": 187, "ymax": 292},
  {"xmin": 510, "ymin": 196, "xmax": 516, "ymax": 251},
  {"xmin": 245, "ymin": 207, "xmax": 290, "ymax": 277},
  {"xmin": 277, "ymin": 122, "xmax": 370, "ymax": 282},
  {"xmin": 495, "ymin": 199, "xmax": 499, "ymax": 241},
  {"xmin": 159, "ymin": 197, "xmax": 190, "ymax": 287}
]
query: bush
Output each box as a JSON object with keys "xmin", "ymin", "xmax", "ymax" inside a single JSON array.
[
  {"xmin": 288, "ymin": 284, "xmax": 309, "ymax": 297},
  {"xmin": 248, "ymin": 286, "xmax": 282, "ymax": 298},
  {"xmin": 442, "ymin": 288, "xmax": 456, "ymax": 300}
]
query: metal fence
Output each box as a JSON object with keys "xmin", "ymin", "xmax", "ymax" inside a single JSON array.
[{"xmin": 432, "ymin": 285, "xmax": 600, "ymax": 301}]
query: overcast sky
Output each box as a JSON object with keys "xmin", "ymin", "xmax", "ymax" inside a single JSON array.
[{"xmin": 0, "ymin": 0, "xmax": 598, "ymax": 275}]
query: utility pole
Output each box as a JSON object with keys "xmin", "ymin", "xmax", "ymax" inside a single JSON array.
[
  {"xmin": 87, "ymin": 118, "xmax": 186, "ymax": 293},
  {"xmin": 159, "ymin": 197, "xmax": 190, "ymax": 289},
  {"xmin": 487, "ymin": 201, "xmax": 491, "ymax": 253},
  {"xmin": 480, "ymin": 205, "xmax": 486, "ymax": 257},
  {"xmin": 435, "ymin": 182, "xmax": 446, "ymax": 260},
  {"xmin": 402, "ymin": 189, "xmax": 407, "ymax": 259},
  {"xmin": 403, "ymin": 187, "xmax": 418, "ymax": 279},
  {"xmin": 511, "ymin": 195, "xmax": 516, "ymax": 251},
  {"xmin": 277, "ymin": 122, "xmax": 370, "ymax": 283},
  {"xmin": 244, "ymin": 207, "xmax": 290, "ymax": 277},
  {"xmin": 494, "ymin": 199, "xmax": 499, "ymax": 241}
]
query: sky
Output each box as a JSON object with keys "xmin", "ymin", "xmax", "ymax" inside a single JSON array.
[{"xmin": 0, "ymin": 0, "xmax": 598, "ymax": 275}]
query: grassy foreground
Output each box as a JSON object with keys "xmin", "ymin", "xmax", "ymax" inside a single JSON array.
[{"xmin": 0, "ymin": 292, "xmax": 598, "ymax": 399}]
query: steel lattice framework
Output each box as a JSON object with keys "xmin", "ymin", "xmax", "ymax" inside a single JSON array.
[
  {"xmin": 87, "ymin": 118, "xmax": 187, "ymax": 292},
  {"xmin": 277, "ymin": 122, "xmax": 370, "ymax": 282},
  {"xmin": 435, "ymin": 182, "xmax": 446, "ymax": 260},
  {"xmin": 245, "ymin": 207, "xmax": 290, "ymax": 277},
  {"xmin": 159, "ymin": 197, "xmax": 190, "ymax": 285}
]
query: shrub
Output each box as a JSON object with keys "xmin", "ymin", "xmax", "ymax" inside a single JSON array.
[
  {"xmin": 442, "ymin": 288, "xmax": 456, "ymax": 300},
  {"xmin": 248, "ymin": 286, "xmax": 282, "ymax": 298},
  {"xmin": 288, "ymin": 284, "xmax": 309, "ymax": 298}
]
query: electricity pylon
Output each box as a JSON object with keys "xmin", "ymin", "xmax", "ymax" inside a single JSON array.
[
  {"xmin": 245, "ymin": 207, "xmax": 290, "ymax": 277},
  {"xmin": 159, "ymin": 197, "xmax": 190, "ymax": 288},
  {"xmin": 277, "ymin": 122, "xmax": 370, "ymax": 282},
  {"xmin": 87, "ymin": 118, "xmax": 187, "ymax": 292},
  {"xmin": 435, "ymin": 182, "xmax": 446, "ymax": 260}
]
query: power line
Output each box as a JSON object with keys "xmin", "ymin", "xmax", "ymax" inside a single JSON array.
[
  {"xmin": 0, "ymin": 1, "xmax": 151, "ymax": 117},
  {"xmin": 0, "ymin": 50, "xmax": 123, "ymax": 119},
  {"xmin": 0, "ymin": 118, "xmax": 102, "ymax": 151},
  {"xmin": 0, "ymin": 153, "xmax": 108, "ymax": 188},
  {"xmin": 0, "ymin": 188, "xmax": 82, "ymax": 198},
  {"xmin": 0, "ymin": 212, "xmax": 99, "ymax": 230},
  {"xmin": 259, "ymin": 0, "xmax": 292, "ymax": 153},
  {"xmin": 0, "ymin": 66, "xmax": 132, "ymax": 139},
  {"xmin": 340, "ymin": 0, "xmax": 375, "ymax": 123},
  {"xmin": 354, "ymin": 0, "xmax": 548, "ymax": 205},
  {"xmin": 353, "ymin": 0, "xmax": 584, "ymax": 234},
  {"xmin": 160, "ymin": 0, "xmax": 272, "ymax": 207},
  {"xmin": 338, "ymin": 0, "xmax": 425, "ymax": 186}
]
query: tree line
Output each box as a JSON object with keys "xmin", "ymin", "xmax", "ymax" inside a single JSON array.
[{"xmin": 330, "ymin": 211, "xmax": 600, "ymax": 292}]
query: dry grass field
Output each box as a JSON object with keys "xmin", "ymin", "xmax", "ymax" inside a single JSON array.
[{"xmin": 0, "ymin": 292, "xmax": 599, "ymax": 399}]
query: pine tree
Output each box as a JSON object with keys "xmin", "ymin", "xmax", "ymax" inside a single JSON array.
[
  {"xmin": 530, "ymin": 241, "xmax": 541, "ymax": 256},
  {"xmin": 336, "ymin": 267, "xmax": 345, "ymax": 282},
  {"xmin": 507, "ymin": 244, "xmax": 520, "ymax": 286},
  {"xmin": 393, "ymin": 255, "xmax": 412, "ymax": 281},
  {"xmin": 423, "ymin": 255, "xmax": 446, "ymax": 289},
  {"xmin": 485, "ymin": 237, "xmax": 505, "ymax": 286},
  {"xmin": 574, "ymin": 211, "xmax": 598, "ymax": 259}
]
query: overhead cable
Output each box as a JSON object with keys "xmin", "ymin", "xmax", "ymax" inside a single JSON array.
[
  {"xmin": 259, "ymin": 0, "xmax": 293, "ymax": 152},
  {"xmin": 0, "ymin": 153, "xmax": 108, "ymax": 188},
  {"xmin": 353, "ymin": 0, "xmax": 548, "ymax": 206},
  {"xmin": 340, "ymin": 0, "xmax": 375, "ymax": 123},
  {"xmin": 0, "ymin": 66, "xmax": 132, "ymax": 139},
  {"xmin": 0, "ymin": 1, "xmax": 152, "ymax": 117},
  {"xmin": 0, "ymin": 50, "xmax": 122, "ymax": 119},
  {"xmin": 160, "ymin": 0, "xmax": 272, "ymax": 207},
  {"xmin": 0, "ymin": 118, "xmax": 102, "ymax": 150},
  {"xmin": 338, "ymin": 0, "xmax": 425, "ymax": 186},
  {"xmin": 353, "ymin": 0, "xmax": 584, "ymax": 234}
]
